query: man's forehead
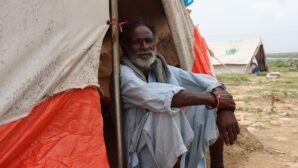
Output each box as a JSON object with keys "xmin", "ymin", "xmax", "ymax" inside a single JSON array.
[{"xmin": 129, "ymin": 25, "xmax": 154, "ymax": 39}]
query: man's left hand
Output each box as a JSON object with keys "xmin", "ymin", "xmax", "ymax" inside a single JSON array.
[
  {"xmin": 216, "ymin": 110, "xmax": 240, "ymax": 145},
  {"xmin": 213, "ymin": 88, "xmax": 236, "ymax": 112}
]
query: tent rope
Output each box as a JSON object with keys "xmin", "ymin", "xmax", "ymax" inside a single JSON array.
[
  {"xmin": 212, "ymin": 55, "xmax": 250, "ymax": 83},
  {"xmin": 107, "ymin": 20, "xmax": 128, "ymax": 32}
]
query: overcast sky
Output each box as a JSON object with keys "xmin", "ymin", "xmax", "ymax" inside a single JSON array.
[{"xmin": 189, "ymin": 0, "xmax": 298, "ymax": 53}]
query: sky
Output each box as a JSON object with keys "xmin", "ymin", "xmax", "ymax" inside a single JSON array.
[{"xmin": 189, "ymin": 0, "xmax": 298, "ymax": 53}]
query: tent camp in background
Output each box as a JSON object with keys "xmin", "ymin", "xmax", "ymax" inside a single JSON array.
[{"xmin": 208, "ymin": 39, "xmax": 269, "ymax": 74}]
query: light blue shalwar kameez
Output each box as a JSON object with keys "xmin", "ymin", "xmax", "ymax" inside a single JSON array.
[{"xmin": 120, "ymin": 64, "xmax": 223, "ymax": 168}]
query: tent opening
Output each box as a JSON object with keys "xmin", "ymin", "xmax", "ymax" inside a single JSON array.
[{"xmin": 98, "ymin": 0, "xmax": 182, "ymax": 166}]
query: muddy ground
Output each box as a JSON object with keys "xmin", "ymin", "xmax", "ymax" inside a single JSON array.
[{"xmin": 218, "ymin": 71, "xmax": 298, "ymax": 168}]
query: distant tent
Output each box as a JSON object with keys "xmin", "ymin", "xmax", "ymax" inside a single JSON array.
[{"xmin": 209, "ymin": 39, "xmax": 268, "ymax": 74}]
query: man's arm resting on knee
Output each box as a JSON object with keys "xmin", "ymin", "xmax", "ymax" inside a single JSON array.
[
  {"xmin": 171, "ymin": 88, "xmax": 240, "ymax": 145},
  {"xmin": 171, "ymin": 90, "xmax": 216, "ymax": 107},
  {"xmin": 171, "ymin": 88, "xmax": 235, "ymax": 111}
]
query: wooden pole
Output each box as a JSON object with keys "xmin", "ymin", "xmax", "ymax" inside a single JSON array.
[{"xmin": 110, "ymin": 0, "xmax": 124, "ymax": 167}]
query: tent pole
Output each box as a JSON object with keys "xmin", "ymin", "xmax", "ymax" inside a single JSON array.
[{"xmin": 110, "ymin": 0, "xmax": 124, "ymax": 167}]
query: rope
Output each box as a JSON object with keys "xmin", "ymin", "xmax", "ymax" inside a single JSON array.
[
  {"xmin": 212, "ymin": 55, "xmax": 252, "ymax": 84},
  {"xmin": 107, "ymin": 20, "xmax": 128, "ymax": 32}
]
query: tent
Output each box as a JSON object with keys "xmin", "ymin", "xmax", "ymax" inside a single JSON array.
[
  {"xmin": 0, "ymin": 0, "xmax": 213, "ymax": 167},
  {"xmin": 209, "ymin": 39, "xmax": 268, "ymax": 74}
]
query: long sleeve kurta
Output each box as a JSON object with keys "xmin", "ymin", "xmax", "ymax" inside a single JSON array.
[{"xmin": 120, "ymin": 64, "xmax": 223, "ymax": 168}]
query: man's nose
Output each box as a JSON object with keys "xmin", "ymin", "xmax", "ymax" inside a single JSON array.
[{"xmin": 140, "ymin": 41, "xmax": 150, "ymax": 50}]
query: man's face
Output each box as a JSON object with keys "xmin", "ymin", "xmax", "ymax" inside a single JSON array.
[{"xmin": 126, "ymin": 25, "xmax": 157, "ymax": 71}]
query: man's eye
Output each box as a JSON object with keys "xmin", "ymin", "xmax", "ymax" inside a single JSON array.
[
  {"xmin": 145, "ymin": 39, "xmax": 154, "ymax": 43},
  {"xmin": 131, "ymin": 40, "xmax": 141, "ymax": 45}
]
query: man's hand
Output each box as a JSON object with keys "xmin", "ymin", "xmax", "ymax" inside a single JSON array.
[
  {"xmin": 216, "ymin": 110, "xmax": 240, "ymax": 145},
  {"xmin": 213, "ymin": 88, "xmax": 236, "ymax": 112}
]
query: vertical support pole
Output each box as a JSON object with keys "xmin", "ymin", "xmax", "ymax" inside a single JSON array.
[{"xmin": 110, "ymin": 0, "xmax": 124, "ymax": 167}]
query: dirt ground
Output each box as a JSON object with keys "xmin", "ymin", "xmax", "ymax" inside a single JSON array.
[{"xmin": 220, "ymin": 72, "xmax": 298, "ymax": 168}]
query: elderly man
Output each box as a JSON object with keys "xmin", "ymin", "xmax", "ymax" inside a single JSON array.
[{"xmin": 119, "ymin": 20, "xmax": 239, "ymax": 168}]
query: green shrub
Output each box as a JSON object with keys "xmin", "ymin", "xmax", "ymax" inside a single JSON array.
[
  {"xmin": 268, "ymin": 59, "xmax": 297, "ymax": 72},
  {"xmin": 218, "ymin": 73, "xmax": 250, "ymax": 82},
  {"xmin": 256, "ymin": 72, "xmax": 267, "ymax": 76}
]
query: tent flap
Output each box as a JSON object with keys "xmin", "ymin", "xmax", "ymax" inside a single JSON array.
[
  {"xmin": 162, "ymin": 0, "xmax": 195, "ymax": 71},
  {"xmin": 0, "ymin": 0, "xmax": 109, "ymax": 124},
  {"xmin": 0, "ymin": 87, "xmax": 109, "ymax": 167},
  {"xmin": 192, "ymin": 26, "xmax": 214, "ymax": 76}
]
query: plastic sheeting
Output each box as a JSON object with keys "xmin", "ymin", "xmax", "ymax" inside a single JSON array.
[
  {"xmin": 182, "ymin": 0, "xmax": 194, "ymax": 7},
  {"xmin": 208, "ymin": 39, "xmax": 266, "ymax": 73},
  {"xmin": 162, "ymin": 0, "xmax": 195, "ymax": 71},
  {"xmin": 0, "ymin": 0, "xmax": 109, "ymax": 124},
  {"xmin": 209, "ymin": 39, "xmax": 263, "ymax": 65},
  {"xmin": 0, "ymin": 87, "xmax": 109, "ymax": 167},
  {"xmin": 192, "ymin": 26, "xmax": 214, "ymax": 76}
]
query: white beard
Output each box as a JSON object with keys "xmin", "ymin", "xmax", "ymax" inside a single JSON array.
[{"xmin": 128, "ymin": 51, "xmax": 157, "ymax": 71}]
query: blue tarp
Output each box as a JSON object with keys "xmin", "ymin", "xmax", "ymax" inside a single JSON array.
[{"xmin": 183, "ymin": 0, "xmax": 194, "ymax": 6}]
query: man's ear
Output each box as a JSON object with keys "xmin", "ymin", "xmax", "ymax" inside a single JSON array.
[
  {"xmin": 154, "ymin": 37, "xmax": 159, "ymax": 44},
  {"xmin": 153, "ymin": 37, "xmax": 158, "ymax": 51},
  {"xmin": 119, "ymin": 47, "xmax": 124, "ymax": 55}
]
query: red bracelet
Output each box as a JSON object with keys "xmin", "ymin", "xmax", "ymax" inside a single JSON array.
[{"xmin": 206, "ymin": 92, "xmax": 221, "ymax": 109}]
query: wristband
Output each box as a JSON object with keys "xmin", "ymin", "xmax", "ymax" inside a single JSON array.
[{"xmin": 206, "ymin": 92, "xmax": 221, "ymax": 109}]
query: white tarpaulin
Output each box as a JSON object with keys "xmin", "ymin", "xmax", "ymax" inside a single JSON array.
[
  {"xmin": 209, "ymin": 39, "xmax": 261, "ymax": 65},
  {"xmin": 162, "ymin": 0, "xmax": 195, "ymax": 71},
  {"xmin": 208, "ymin": 39, "xmax": 267, "ymax": 73},
  {"xmin": 0, "ymin": 0, "xmax": 109, "ymax": 124}
]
